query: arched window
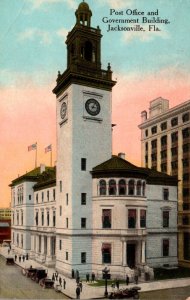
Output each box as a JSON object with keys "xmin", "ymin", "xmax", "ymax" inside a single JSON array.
[
  {"xmin": 137, "ymin": 180, "xmax": 142, "ymax": 196},
  {"xmin": 109, "ymin": 179, "xmax": 116, "ymax": 195},
  {"xmin": 119, "ymin": 179, "xmax": 126, "ymax": 195},
  {"xmin": 99, "ymin": 180, "xmax": 106, "ymax": 195},
  {"xmin": 128, "ymin": 180, "xmax": 135, "ymax": 195},
  {"xmin": 142, "ymin": 182, "xmax": 146, "ymax": 196}
]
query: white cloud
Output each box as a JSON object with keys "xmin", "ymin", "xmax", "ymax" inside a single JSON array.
[
  {"xmin": 56, "ymin": 28, "xmax": 68, "ymax": 41},
  {"xmin": 18, "ymin": 28, "xmax": 52, "ymax": 45},
  {"xmin": 97, "ymin": 0, "xmax": 133, "ymax": 9},
  {"xmin": 28, "ymin": 0, "xmax": 76, "ymax": 10},
  {"xmin": 123, "ymin": 24, "xmax": 170, "ymax": 43}
]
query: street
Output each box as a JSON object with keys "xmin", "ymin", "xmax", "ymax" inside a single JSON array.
[
  {"xmin": 141, "ymin": 286, "xmax": 190, "ymax": 300},
  {"xmin": 0, "ymin": 255, "xmax": 68, "ymax": 299}
]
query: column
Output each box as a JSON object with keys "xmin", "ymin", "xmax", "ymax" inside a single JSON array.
[
  {"xmin": 47, "ymin": 236, "xmax": 51, "ymax": 257},
  {"xmin": 122, "ymin": 241, "xmax": 127, "ymax": 266},
  {"xmin": 141, "ymin": 240, "xmax": 146, "ymax": 264}
]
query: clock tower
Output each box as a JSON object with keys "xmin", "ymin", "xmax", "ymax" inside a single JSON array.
[{"xmin": 53, "ymin": 1, "xmax": 116, "ymax": 276}]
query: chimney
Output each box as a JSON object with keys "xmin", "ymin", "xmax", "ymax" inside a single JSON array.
[
  {"xmin": 40, "ymin": 164, "xmax": 45, "ymax": 174},
  {"xmin": 118, "ymin": 152, "xmax": 125, "ymax": 160}
]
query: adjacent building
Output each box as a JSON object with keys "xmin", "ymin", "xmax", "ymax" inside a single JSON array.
[
  {"xmin": 10, "ymin": 2, "xmax": 178, "ymax": 278},
  {"xmin": 139, "ymin": 97, "xmax": 190, "ymax": 267}
]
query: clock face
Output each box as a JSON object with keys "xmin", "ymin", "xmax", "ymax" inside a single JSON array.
[
  {"xmin": 85, "ymin": 99, "xmax": 100, "ymax": 116},
  {"xmin": 60, "ymin": 102, "xmax": 67, "ymax": 119}
]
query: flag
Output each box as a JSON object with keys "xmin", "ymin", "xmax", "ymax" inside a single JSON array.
[
  {"xmin": 28, "ymin": 143, "xmax": 37, "ymax": 151},
  {"xmin": 45, "ymin": 144, "xmax": 52, "ymax": 153}
]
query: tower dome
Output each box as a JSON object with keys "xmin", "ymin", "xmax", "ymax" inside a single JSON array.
[{"xmin": 75, "ymin": 1, "xmax": 92, "ymax": 27}]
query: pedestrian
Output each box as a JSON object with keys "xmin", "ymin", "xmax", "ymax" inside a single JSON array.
[
  {"xmin": 76, "ymin": 276, "xmax": 80, "ymax": 284},
  {"xmin": 59, "ymin": 276, "xmax": 62, "ymax": 287},
  {"xmin": 8, "ymin": 248, "xmax": 10, "ymax": 255},
  {"xmin": 26, "ymin": 253, "xmax": 29, "ymax": 260},
  {"xmin": 14, "ymin": 254, "xmax": 17, "ymax": 261},
  {"xmin": 86, "ymin": 273, "xmax": 89, "ymax": 282},
  {"xmin": 115, "ymin": 279, "xmax": 120, "ymax": 290},
  {"xmin": 91, "ymin": 272, "xmax": 95, "ymax": 283},
  {"xmin": 76, "ymin": 285, "xmax": 80, "ymax": 299},
  {"xmin": 111, "ymin": 282, "xmax": 115, "ymax": 291},
  {"xmin": 22, "ymin": 255, "xmax": 25, "ymax": 262},
  {"xmin": 134, "ymin": 275, "xmax": 138, "ymax": 284},
  {"xmin": 19, "ymin": 256, "xmax": 21, "ymax": 262},
  {"xmin": 126, "ymin": 274, "xmax": 129, "ymax": 286},
  {"xmin": 52, "ymin": 273, "xmax": 55, "ymax": 281},
  {"xmin": 55, "ymin": 271, "xmax": 58, "ymax": 281},
  {"xmin": 63, "ymin": 278, "xmax": 66, "ymax": 289},
  {"xmin": 79, "ymin": 281, "xmax": 83, "ymax": 292}
]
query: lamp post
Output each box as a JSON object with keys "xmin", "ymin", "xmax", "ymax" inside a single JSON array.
[{"xmin": 102, "ymin": 267, "xmax": 110, "ymax": 298}]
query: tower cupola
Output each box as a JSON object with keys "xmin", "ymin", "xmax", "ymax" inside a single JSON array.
[{"xmin": 75, "ymin": 1, "xmax": 92, "ymax": 27}]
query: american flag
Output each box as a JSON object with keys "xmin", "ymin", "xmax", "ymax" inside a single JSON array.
[
  {"xmin": 28, "ymin": 143, "xmax": 37, "ymax": 151},
  {"xmin": 45, "ymin": 144, "xmax": 52, "ymax": 153}
]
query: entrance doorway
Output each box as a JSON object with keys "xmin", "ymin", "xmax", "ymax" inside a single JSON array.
[{"xmin": 127, "ymin": 243, "xmax": 136, "ymax": 268}]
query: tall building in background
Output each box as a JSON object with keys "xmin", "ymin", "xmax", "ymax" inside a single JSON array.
[{"xmin": 139, "ymin": 97, "xmax": 190, "ymax": 267}]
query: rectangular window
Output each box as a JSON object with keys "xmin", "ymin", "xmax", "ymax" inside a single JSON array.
[
  {"xmin": 53, "ymin": 189, "xmax": 56, "ymax": 200},
  {"xmin": 59, "ymin": 240, "xmax": 62, "ymax": 250},
  {"xmin": 128, "ymin": 209, "xmax": 136, "ymax": 229},
  {"xmin": 42, "ymin": 192, "xmax": 44, "ymax": 202},
  {"xmin": 182, "ymin": 113, "xmax": 189, "ymax": 123},
  {"xmin": 60, "ymin": 181, "xmax": 62, "ymax": 192},
  {"xmin": 35, "ymin": 212, "xmax": 38, "ymax": 226},
  {"xmin": 171, "ymin": 117, "xmax": 178, "ymax": 127},
  {"xmin": 171, "ymin": 132, "xmax": 178, "ymax": 143},
  {"xmin": 140, "ymin": 210, "xmax": 146, "ymax": 228},
  {"xmin": 81, "ymin": 218, "xmax": 86, "ymax": 228},
  {"xmin": 151, "ymin": 139, "xmax": 157, "ymax": 149},
  {"xmin": 81, "ymin": 158, "xmax": 86, "ymax": 171},
  {"xmin": 102, "ymin": 209, "xmax": 111, "ymax": 228},
  {"xmin": 36, "ymin": 194, "xmax": 38, "ymax": 204},
  {"xmin": 81, "ymin": 193, "xmax": 86, "ymax": 205},
  {"xmin": 66, "ymin": 251, "xmax": 68, "ymax": 260},
  {"xmin": 183, "ymin": 143, "xmax": 190, "ymax": 153},
  {"xmin": 171, "ymin": 147, "xmax": 178, "ymax": 156},
  {"xmin": 41, "ymin": 211, "xmax": 44, "ymax": 226},
  {"xmin": 163, "ymin": 211, "xmax": 169, "ymax": 228},
  {"xmin": 145, "ymin": 142, "xmax": 148, "ymax": 151},
  {"xmin": 47, "ymin": 211, "xmax": 49, "ymax": 226},
  {"xmin": 47, "ymin": 190, "xmax": 49, "ymax": 201},
  {"xmin": 53, "ymin": 211, "xmax": 56, "ymax": 227},
  {"xmin": 163, "ymin": 188, "xmax": 169, "ymax": 200},
  {"xmin": 66, "ymin": 193, "xmax": 69, "ymax": 205},
  {"xmin": 161, "ymin": 163, "xmax": 167, "ymax": 173},
  {"xmin": 184, "ymin": 233, "xmax": 190, "ymax": 260},
  {"xmin": 102, "ymin": 243, "xmax": 111, "ymax": 264},
  {"xmin": 81, "ymin": 252, "xmax": 86, "ymax": 264},
  {"xmin": 161, "ymin": 122, "xmax": 167, "ymax": 131},
  {"xmin": 161, "ymin": 135, "xmax": 167, "ymax": 146},
  {"xmin": 182, "ymin": 128, "xmax": 190, "ymax": 139},
  {"xmin": 29, "ymin": 195, "xmax": 31, "ymax": 201},
  {"xmin": 60, "ymin": 205, "xmax": 62, "ymax": 216},
  {"xmin": 66, "ymin": 218, "xmax": 68, "ymax": 228},
  {"xmin": 163, "ymin": 239, "xmax": 169, "ymax": 257},
  {"xmin": 151, "ymin": 126, "xmax": 157, "ymax": 134},
  {"xmin": 145, "ymin": 129, "xmax": 148, "ymax": 137}
]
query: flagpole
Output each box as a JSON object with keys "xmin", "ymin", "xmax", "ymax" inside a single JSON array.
[
  {"xmin": 50, "ymin": 145, "xmax": 52, "ymax": 167},
  {"xmin": 35, "ymin": 142, "xmax": 37, "ymax": 168}
]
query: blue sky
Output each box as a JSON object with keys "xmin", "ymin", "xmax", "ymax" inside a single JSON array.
[
  {"xmin": 1, "ymin": 0, "xmax": 190, "ymax": 86},
  {"xmin": 0, "ymin": 0, "xmax": 190, "ymax": 206}
]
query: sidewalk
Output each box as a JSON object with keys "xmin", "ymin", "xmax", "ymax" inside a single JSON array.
[{"xmin": 1, "ymin": 246, "xmax": 190, "ymax": 299}]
